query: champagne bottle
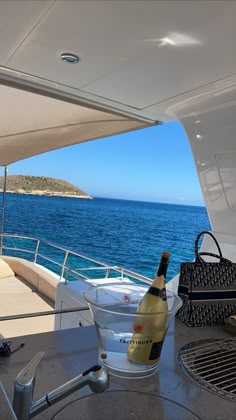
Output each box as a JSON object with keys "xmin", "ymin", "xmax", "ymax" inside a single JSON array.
[{"xmin": 127, "ymin": 251, "xmax": 170, "ymax": 365}]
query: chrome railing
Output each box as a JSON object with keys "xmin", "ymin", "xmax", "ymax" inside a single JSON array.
[{"xmin": 0, "ymin": 233, "xmax": 152, "ymax": 285}]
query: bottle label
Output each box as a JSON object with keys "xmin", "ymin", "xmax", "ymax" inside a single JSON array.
[
  {"xmin": 149, "ymin": 340, "xmax": 164, "ymax": 360},
  {"xmin": 127, "ymin": 332, "xmax": 166, "ymax": 365},
  {"xmin": 148, "ymin": 287, "xmax": 162, "ymax": 297},
  {"xmin": 147, "ymin": 286, "xmax": 167, "ymax": 301}
]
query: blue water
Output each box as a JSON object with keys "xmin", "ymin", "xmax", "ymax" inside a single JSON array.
[{"xmin": 1, "ymin": 194, "xmax": 210, "ymax": 281}]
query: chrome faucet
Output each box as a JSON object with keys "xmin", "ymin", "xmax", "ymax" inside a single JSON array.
[{"xmin": 13, "ymin": 352, "xmax": 109, "ymax": 420}]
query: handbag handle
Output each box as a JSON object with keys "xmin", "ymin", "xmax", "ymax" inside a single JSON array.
[
  {"xmin": 198, "ymin": 252, "xmax": 232, "ymax": 264},
  {"xmin": 194, "ymin": 231, "xmax": 223, "ymax": 262}
]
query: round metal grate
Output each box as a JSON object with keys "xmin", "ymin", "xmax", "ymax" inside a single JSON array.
[{"xmin": 177, "ymin": 338, "xmax": 236, "ymax": 401}]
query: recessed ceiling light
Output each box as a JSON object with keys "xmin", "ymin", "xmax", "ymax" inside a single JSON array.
[{"xmin": 60, "ymin": 53, "xmax": 80, "ymax": 64}]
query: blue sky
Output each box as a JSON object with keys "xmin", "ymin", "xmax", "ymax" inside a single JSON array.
[{"xmin": 5, "ymin": 121, "xmax": 204, "ymax": 206}]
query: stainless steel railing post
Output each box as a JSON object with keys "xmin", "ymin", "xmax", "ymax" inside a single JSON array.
[
  {"xmin": 34, "ymin": 239, "xmax": 40, "ymax": 263},
  {"xmin": 61, "ymin": 251, "xmax": 69, "ymax": 282}
]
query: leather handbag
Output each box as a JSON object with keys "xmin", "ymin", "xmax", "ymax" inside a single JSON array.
[{"xmin": 176, "ymin": 231, "xmax": 236, "ymax": 326}]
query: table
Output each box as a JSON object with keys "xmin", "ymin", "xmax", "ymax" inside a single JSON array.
[{"xmin": 0, "ymin": 320, "xmax": 235, "ymax": 419}]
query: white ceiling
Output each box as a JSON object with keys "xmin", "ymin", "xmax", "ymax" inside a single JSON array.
[
  {"xmin": 0, "ymin": 1, "xmax": 52, "ymax": 64},
  {"xmin": 1, "ymin": 0, "xmax": 236, "ymax": 113},
  {"xmin": 0, "ymin": 0, "xmax": 236, "ymax": 165}
]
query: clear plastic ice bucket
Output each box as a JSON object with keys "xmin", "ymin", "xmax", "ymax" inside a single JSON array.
[{"xmin": 85, "ymin": 283, "xmax": 182, "ymax": 378}]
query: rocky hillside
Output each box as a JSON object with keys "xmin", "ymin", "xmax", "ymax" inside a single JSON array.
[{"xmin": 0, "ymin": 175, "xmax": 92, "ymax": 199}]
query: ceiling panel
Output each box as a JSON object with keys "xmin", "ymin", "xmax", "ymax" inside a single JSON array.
[
  {"xmin": 82, "ymin": 2, "xmax": 236, "ymax": 108},
  {"xmin": 0, "ymin": 1, "xmax": 53, "ymax": 64},
  {"xmin": 6, "ymin": 1, "xmax": 148, "ymax": 88},
  {"xmin": 4, "ymin": 1, "xmax": 236, "ymax": 111}
]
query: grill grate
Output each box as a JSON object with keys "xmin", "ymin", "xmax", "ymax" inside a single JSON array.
[{"xmin": 177, "ymin": 338, "xmax": 236, "ymax": 401}]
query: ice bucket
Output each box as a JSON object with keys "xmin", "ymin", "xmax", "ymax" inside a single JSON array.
[{"xmin": 85, "ymin": 283, "xmax": 182, "ymax": 378}]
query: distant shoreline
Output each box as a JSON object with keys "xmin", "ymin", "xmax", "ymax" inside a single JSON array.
[
  {"xmin": 0, "ymin": 175, "xmax": 92, "ymax": 199},
  {"xmin": 4, "ymin": 191, "xmax": 93, "ymax": 199}
]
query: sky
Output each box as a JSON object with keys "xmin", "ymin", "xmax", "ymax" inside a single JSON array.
[{"xmin": 4, "ymin": 121, "xmax": 205, "ymax": 206}]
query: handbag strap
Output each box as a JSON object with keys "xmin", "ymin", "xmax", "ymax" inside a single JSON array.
[
  {"xmin": 198, "ymin": 252, "xmax": 232, "ymax": 264},
  {"xmin": 194, "ymin": 231, "xmax": 223, "ymax": 262}
]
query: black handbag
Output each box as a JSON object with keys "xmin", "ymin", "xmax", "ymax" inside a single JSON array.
[{"xmin": 176, "ymin": 231, "xmax": 236, "ymax": 327}]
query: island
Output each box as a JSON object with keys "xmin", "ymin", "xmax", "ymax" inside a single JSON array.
[{"xmin": 0, "ymin": 175, "xmax": 92, "ymax": 199}]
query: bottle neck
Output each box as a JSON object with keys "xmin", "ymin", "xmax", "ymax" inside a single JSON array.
[
  {"xmin": 151, "ymin": 274, "xmax": 165, "ymax": 289},
  {"xmin": 156, "ymin": 258, "xmax": 169, "ymax": 279},
  {"xmin": 149, "ymin": 275, "xmax": 167, "ymax": 300}
]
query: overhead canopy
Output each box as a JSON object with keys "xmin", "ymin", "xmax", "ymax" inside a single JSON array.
[{"xmin": 0, "ymin": 83, "xmax": 149, "ymax": 166}]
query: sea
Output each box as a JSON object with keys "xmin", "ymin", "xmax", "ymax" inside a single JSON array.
[{"xmin": 1, "ymin": 194, "xmax": 210, "ymax": 282}]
